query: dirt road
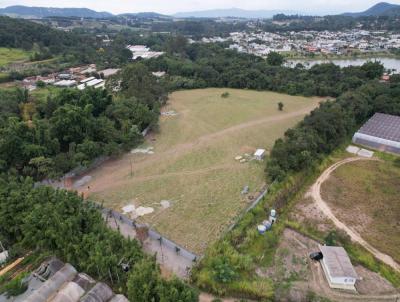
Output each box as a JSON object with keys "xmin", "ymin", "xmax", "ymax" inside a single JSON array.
[{"xmin": 308, "ymin": 156, "xmax": 400, "ymax": 272}]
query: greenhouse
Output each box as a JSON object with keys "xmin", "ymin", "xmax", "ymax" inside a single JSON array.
[{"xmin": 352, "ymin": 113, "xmax": 400, "ymax": 154}]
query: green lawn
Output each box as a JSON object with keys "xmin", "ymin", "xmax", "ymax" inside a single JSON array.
[
  {"xmin": 88, "ymin": 88, "xmax": 322, "ymax": 253},
  {"xmin": 30, "ymin": 86, "xmax": 62, "ymax": 103},
  {"xmin": 0, "ymin": 48, "xmax": 31, "ymax": 67}
]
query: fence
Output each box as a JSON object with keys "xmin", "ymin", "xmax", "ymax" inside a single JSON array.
[
  {"xmin": 226, "ymin": 183, "xmax": 273, "ymax": 233},
  {"xmin": 102, "ymin": 208, "xmax": 199, "ymax": 262}
]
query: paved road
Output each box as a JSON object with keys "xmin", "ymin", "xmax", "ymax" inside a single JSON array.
[{"xmin": 308, "ymin": 156, "xmax": 400, "ymax": 272}]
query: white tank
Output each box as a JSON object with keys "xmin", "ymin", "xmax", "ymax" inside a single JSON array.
[
  {"xmin": 257, "ymin": 225, "xmax": 267, "ymax": 234},
  {"xmin": 270, "ymin": 209, "xmax": 276, "ymax": 217}
]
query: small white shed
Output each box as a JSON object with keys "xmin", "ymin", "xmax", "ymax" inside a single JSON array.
[
  {"xmin": 319, "ymin": 245, "xmax": 358, "ymax": 291},
  {"xmin": 254, "ymin": 149, "xmax": 266, "ymax": 161}
]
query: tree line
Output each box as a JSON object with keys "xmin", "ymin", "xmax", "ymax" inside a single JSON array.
[
  {"xmin": 0, "ymin": 175, "xmax": 198, "ymax": 301},
  {"xmin": 0, "ymin": 63, "xmax": 164, "ymax": 180},
  {"xmin": 267, "ymin": 80, "xmax": 400, "ymax": 180},
  {"xmin": 145, "ymin": 42, "xmax": 384, "ymax": 97}
]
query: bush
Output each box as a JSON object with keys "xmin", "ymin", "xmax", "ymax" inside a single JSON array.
[
  {"xmin": 1, "ymin": 273, "xmax": 28, "ymax": 297},
  {"xmin": 221, "ymin": 92, "xmax": 230, "ymax": 98}
]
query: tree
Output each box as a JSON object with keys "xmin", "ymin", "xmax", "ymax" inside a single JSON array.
[
  {"xmin": 36, "ymin": 80, "xmax": 45, "ymax": 88},
  {"xmin": 278, "ymin": 102, "xmax": 284, "ymax": 111},
  {"xmin": 127, "ymin": 259, "xmax": 160, "ymax": 302},
  {"xmin": 266, "ymin": 51, "xmax": 284, "ymax": 66}
]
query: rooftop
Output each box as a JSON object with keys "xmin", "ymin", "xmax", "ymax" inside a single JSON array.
[
  {"xmin": 319, "ymin": 245, "xmax": 358, "ymax": 279},
  {"xmin": 357, "ymin": 113, "xmax": 400, "ymax": 143}
]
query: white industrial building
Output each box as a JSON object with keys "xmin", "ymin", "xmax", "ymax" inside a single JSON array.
[
  {"xmin": 319, "ymin": 245, "xmax": 358, "ymax": 291},
  {"xmin": 127, "ymin": 45, "xmax": 164, "ymax": 60},
  {"xmin": 54, "ymin": 80, "xmax": 77, "ymax": 87},
  {"xmin": 77, "ymin": 78, "xmax": 105, "ymax": 90}
]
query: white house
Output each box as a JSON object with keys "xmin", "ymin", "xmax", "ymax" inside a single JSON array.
[
  {"xmin": 254, "ymin": 149, "xmax": 266, "ymax": 161},
  {"xmin": 319, "ymin": 245, "xmax": 358, "ymax": 291}
]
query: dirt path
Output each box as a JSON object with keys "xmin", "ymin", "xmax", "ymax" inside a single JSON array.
[
  {"xmin": 78, "ymin": 104, "xmax": 318, "ymax": 195},
  {"xmin": 308, "ymin": 156, "xmax": 400, "ymax": 272},
  {"xmin": 86, "ymin": 163, "xmax": 243, "ymax": 194}
]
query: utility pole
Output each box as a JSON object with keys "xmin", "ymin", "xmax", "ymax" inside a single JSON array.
[{"xmin": 130, "ymin": 158, "xmax": 133, "ymax": 177}]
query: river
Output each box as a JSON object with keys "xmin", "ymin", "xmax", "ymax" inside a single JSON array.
[{"xmin": 286, "ymin": 57, "xmax": 400, "ymax": 71}]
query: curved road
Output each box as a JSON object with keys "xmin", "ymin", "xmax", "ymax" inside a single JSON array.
[{"xmin": 309, "ymin": 156, "xmax": 400, "ymax": 272}]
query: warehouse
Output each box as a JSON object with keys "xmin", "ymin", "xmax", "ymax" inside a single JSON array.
[
  {"xmin": 352, "ymin": 113, "xmax": 400, "ymax": 154},
  {"xmin": 319, "ymin": 245, "xmax": 358, "ymax": 291}
]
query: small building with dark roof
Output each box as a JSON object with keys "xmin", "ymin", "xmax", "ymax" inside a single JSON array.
[
  {"xmin": 352, "ymin": 113, "xmax": 400, "ymax": 154},
  {"xmin": 319, "ymin": 245, "xmax": 358, "ymax": 291}
]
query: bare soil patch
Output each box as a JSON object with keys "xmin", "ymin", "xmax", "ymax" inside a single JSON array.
[{"xmin": 259, "ymin": 229, "xmax": 399, "ymax": 301}]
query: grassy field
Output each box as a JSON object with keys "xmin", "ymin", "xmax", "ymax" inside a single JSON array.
[
  {"xmin": 321, "ymin": 159, "xmax": 400, "ymax": 264},
  {"xmin": 0, "ymin": 48, "xmax": 31, "ymax": 67},
  {"xmin": 86, "ymin": 88, "xmax": 322, "ymax": 253}
]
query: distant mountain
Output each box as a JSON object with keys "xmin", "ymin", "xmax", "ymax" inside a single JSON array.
[
  {"xmin": 0, "ymin": 5, "xmax": 113, "ymax": 19},
  {"xmin": 173, "ymin": 8, "xmax": 302, "ymax": 19},
  {"xmin": 119, "ymin": 12, "xmax": 169, "ymax": 19},
  {"xmin": 343, "ymin": 2, "xmax": 400, "ymax": 17}
]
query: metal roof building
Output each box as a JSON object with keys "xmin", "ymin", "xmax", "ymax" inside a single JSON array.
[
  {"xmin": 352, "ymin": 113, "xmax": 400, "ymax": 154},
  {"xmin": 319, "ymin": 245, "xmax": 358, "ymax": 291}
]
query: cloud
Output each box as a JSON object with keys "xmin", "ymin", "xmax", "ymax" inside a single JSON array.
[{"xmin": 1, "ymin": 0, "xmax": 400, "ymax": 14}]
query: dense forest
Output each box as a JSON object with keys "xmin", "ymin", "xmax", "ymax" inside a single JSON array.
[
  {"xmin": 0, "ymin": 63, "xmax": 164, "ymax": 179},
  {"xmin": 146, "ymin": 42, "xmax": 384, "ymax": 97},
  {"xmin": 0, "ymin": 16, "xmax": 132, "ymax": 68},
  {"xmin": 269, "ymin": 14, "xmax": 400, "ymax": 31},
  {"xmin": 266, "ymin": 80, "xmax": 400, "ymax": 180},
  {"xmin": 0, "ymin": 175, "xmax": 198, "ymax": 301}
]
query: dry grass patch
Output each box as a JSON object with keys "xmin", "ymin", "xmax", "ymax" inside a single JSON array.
[
  {"xmin": 86, "ymin": 88, "xmax": 322, "ymax": 253},
  {"xmin": 321, "ymin": 159, "xmax": 400, "ymax": 263}
]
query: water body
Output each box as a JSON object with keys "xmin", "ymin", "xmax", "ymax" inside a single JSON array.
[{"xmin": 287, "ymin": 57, "xmax": 400, "ymax": 71}]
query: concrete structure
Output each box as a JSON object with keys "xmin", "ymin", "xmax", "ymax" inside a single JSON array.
[
  {"xmin": 319, "ymin": 245, "xmax": 358, "ymax": 291},
  {"xmin": 98, "ymin": 68, "xmax": 120, "ymax": 78},
  {"xmin": 254, "ymin": 149, "xmax": 266, "ymax": 161},
  {"xmin": 353, "ymin": 113, "xmax": 400, "ymax": 154}
]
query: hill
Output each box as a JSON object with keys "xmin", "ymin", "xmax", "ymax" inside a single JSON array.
[
  {"xmin": 0, "ymin": 5, "xmax": 113, "ymax": 19},
  {"xmin": 343, "ymin": 2, "xmax": 400, "ymax": 17},
  {"xmin": 173, "ymin": 8, "xmax": 302, "ymax": 19},
  {"xmin": 118, "ymin": 12, "xmax": 170, "ymax": 18}
]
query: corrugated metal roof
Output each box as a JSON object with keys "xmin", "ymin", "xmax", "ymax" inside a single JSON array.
[
  {"xmin": 357, "ymin": 113, "xmax": 400, "ymax": 142},
  {"xmin": 319, "ymin": 246, "xmax": 358, "ymax": 279},
  {"xmin": 109, "ymin": 294, "xmax": 129, "ymax": 302},
  {"xmin": 80, "ymin": 282, "xmax": 113, "ymax": 302}
]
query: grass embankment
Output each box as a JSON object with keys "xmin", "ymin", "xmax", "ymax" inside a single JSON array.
[
  {"xmin": 192, "ymin": 148, "xmax": 400, "ymax": 300},
  {"xmin": 89, "ymin": 88, "xmax": 321, "ymax": 254},
  {"xmin": 321, "ymin": 158, "xmax": 400, "ymax": 264},
  {"xmin": 0, "ymin": 48, "xmax": 32, "ymax": 67}
]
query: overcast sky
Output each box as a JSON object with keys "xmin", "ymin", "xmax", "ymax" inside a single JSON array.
[{"xmin": 1, "ymin": 0, "xmax": 399, "ymax": 15}]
